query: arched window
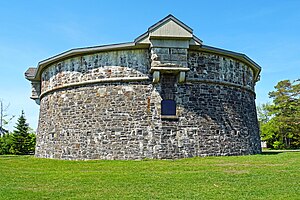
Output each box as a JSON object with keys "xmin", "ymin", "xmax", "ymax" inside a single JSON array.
[{"xmin": 161, "ymin": 99, "xmax": 176, "ymax": 116}]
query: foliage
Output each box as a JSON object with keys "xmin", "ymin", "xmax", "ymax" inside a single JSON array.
[
  {"xmin": 0, "ymin": 109, "xmax": 36, "ymax": 155},
  {"xmin": 9, "ymin": 111, "xmax": 36, "ymax": 155},
  {"xmin": 0, "ymin": 152, "xmax": 299, "ymax": 199},
  {"xmin": 258, "ymin": 79, "xmax": 300, "ymax": 149},
  {"xmin": 0, "ymin": 133, "xmax": 13, "ymax": 154}
]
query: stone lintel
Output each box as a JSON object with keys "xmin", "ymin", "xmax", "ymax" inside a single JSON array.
[
  {"xmin": 151, "ymin": 66, "xmax": 188, "ymax": 84},
  {"xmin": 160, "ymin": 115, "xmax": 179, "ymax": 120},
  {"xmin": 150, "ymin": 66, "xmax": 190, "ymax": 74}
]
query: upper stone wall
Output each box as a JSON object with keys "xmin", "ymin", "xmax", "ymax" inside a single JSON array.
[
  {"xmin": 41, "ymin": 49, "xmax": 150, "ymax": 94},
  {"xmin": 26, "ymin": 15, "xmax": 260, "ymax": 103},
  {"xmin": 40, "ymin": 48, "xmax": 256, "ymax": 95},
  {"xmin": 187, "ymin": 51, "xmax": 255, "ymax": 90}
]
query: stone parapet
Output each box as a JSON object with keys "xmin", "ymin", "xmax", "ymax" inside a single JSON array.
[
  {"xmin": 41, "ymin": 49, "xmax": 150, "ymax": 94},
  {"xmin": 188, "ymin": 51, "xmax": 255, "ymax": 90}
]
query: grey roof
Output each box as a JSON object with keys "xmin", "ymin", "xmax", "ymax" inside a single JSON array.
[
  {"xmin": 25, "ymin": 67, "xmax": 37, "ymax": 80},
  {"xmin": 25, "ymin": 15, "xmax": 261, "ymax": 82}
]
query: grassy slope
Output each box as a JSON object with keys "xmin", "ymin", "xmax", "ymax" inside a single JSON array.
[{"xmin": 0, "ymin": 152, "xmax": 299, "ymax": 200}]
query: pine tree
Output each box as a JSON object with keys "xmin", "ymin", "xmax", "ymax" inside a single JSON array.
[
  {"xmin": 258, "ymin": 79, "xmax": 300, "ymax": 149},
  {"xmin": 10, "ymin": 110, "xmax": 31, "ymax": 154}
]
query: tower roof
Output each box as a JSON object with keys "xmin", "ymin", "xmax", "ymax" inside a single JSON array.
[{"xmin": 25, "ymin": 15, "xmax": 261, "ymax": 82}]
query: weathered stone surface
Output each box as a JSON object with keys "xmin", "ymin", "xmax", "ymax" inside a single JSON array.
[
  {"xmin": 35, "ymin": 48, "xmax": 261, "ymax": 160},
  {"xmin": 29, "ymin": 15, "xmax": 261, "ymax": 160},
  {"xmin": 41, "ymin": 49, "xmax": 150, "ymax": 94},
  {"xmin": 187, "ymin": 51, "xmax": 255, "ymax": 89},
  {"xmin": 151, "ymin": 47, "xmax": 188, "ymax": 67}
]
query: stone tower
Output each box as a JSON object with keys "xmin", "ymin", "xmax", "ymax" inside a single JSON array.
[{"xmin": 25, "ymin": 15, "xmax": 261, "ymax": 160}]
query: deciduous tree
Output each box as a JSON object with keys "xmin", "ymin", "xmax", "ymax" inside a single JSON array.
[
  {"xmin": 258, "ymin": 79, "xmax": 300, "ymax": 149},
  {"xmin": 0, "ymin": 99, "xmax": 14, "ymax": 135}
]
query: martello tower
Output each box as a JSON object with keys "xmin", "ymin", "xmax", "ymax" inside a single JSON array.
[{"xmin": 25, "ymin": 15, "xmax": 261, "ymax": 160}]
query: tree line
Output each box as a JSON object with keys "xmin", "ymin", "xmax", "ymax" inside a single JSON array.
[
  {"xmin": 257, "ymin": 79, "xmax": 300, "ymax": 149},
  {"xmin": 0, "ymin": 106, "xmax": 36, "ymax": 155}
]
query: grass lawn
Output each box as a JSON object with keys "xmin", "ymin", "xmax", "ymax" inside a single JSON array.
[{"xmin": 0, "ymin": 152, "xmax": 299, "ymax": 200}]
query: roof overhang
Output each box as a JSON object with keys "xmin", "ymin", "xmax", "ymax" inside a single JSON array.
[
  {"xmin": 25, "ymin": 42, "xmax": 148, "ymax": 81},
  {"xmin": 25, "ymin": 14, "xmax": 261, "ymax": 82},
  {"xmin": 199, "ymin": 45, "xmax": 261, "ymax": 81}
]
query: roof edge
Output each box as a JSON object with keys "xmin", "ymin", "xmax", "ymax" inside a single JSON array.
[
  {"xmin": 201, "ymin": 45, "xmax": 261, "ymax": 81},
  {"xmin": 39, "ymin": 42, "xmax": 137, "ymax": 66},
  {"xmin": 25, "ymin": 15, "xmax": 261, "ymax": 83},
  {"xmin": 30, "ymin": 42, "xmax": 146, "ymax": 81}
]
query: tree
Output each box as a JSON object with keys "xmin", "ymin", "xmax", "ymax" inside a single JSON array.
[
  {"xmin": 0, "ymin": 99, "xmax": 14, "ymax": 136},
  {"xmin": 10, "ymin": 110, "xmax": 36, "ymax": 155},
  {"xmin": 0, "ymin": 133, "xmax": 13, "ymax": 155},
  {"xmin": 258, "ymin": 79, "xmax": 300, "ymax": 149},
  {"xmin": 257, "ymin": 103, "xmax": 275, "ymax": 147}
]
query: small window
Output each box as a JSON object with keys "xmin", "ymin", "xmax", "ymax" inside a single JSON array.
[{"xmin": 161, "ymin": 100, "xmax": 176, "ymax": 116}]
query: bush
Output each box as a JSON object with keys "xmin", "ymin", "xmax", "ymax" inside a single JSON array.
[
  {"xmin": 273, "ymin": 141, "xmax": 284, "ymax": 150},
  {"xmin": 0, "ymin": 133, "xmax": 13, "ymax": 155}
]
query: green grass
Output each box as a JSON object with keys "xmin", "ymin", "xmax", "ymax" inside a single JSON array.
[{"xmin": 0, "ymin": 152, "xmax": 299, "ymax": 200}]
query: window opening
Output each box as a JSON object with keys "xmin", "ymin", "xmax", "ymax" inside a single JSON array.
[{"xmin": 161, "ymin": 99, "xmax": 176, "ymax": 116}]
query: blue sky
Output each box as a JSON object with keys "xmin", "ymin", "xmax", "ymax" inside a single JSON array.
[{"xmin": 0, "ymin": 0, "xmax": 299, "ymax": 131}]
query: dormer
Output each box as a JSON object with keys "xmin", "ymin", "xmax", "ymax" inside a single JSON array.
[{"xmin": 135, "ymin": 14, "xmax": 202, "ymax": 47}]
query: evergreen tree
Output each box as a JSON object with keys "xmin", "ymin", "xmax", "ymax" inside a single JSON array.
[
  {"xmin": 258, "ymin": 79, "xmax": 300, "ymax": 149},
  {"xmin": 10, "ymin": 110, "xmax": 33, "ymax": 154},
  {"xmin": 0, "ymin": 133, "xmax": 13, "ymax": 154}
]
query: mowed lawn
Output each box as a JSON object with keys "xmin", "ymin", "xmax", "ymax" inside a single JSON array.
[{"xmin": 0, "ymin": 152, "xmax": 299, "ymax": 200}]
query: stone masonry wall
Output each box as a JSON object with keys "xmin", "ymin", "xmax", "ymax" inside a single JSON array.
[
  {"xmin": 41, "ymin": 49, "xmax": 150, "ymax": 94},
  {"xmin": 37, "ymin": 82, "xmax": 153, "ymax": 159},
  {"xmin": 36, "ymin": 48, "xmax": 261, "ymax": 160},
  {"xmin": 151, "ymin": 47, "xmax": 187, "ymax": 67},
  {"xmin": 36, "ymin": 81, "xmax": 260, "ymax": 159},
  {"xmin": 188, "ymin": 51, "xmax": 255, "ymax": 90}
]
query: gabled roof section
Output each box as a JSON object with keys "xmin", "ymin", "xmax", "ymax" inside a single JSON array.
[
  {"xmin": 149, "ymin": 14, "xmax": 193, "ymax": 33},
  {"xmin": 135, "ymin": 14, "xmax": 203, "ymax": 45}
]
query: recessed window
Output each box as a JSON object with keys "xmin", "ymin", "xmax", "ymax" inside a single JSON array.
[{"xmin": 161, "ymin": 99, "xmax": 176, "ymax": 116}]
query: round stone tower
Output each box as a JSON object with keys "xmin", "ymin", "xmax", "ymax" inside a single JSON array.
[{"xmin": 25, "ymin": 15, "xmax": 261, "ymax": 160}]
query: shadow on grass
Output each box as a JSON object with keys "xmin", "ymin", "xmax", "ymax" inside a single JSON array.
[
  {"xmin": 260, "ymin": 151, "xmax": 282, "ymax": 155},
  {"xmin": 0, "ymin": 155, "xmax": 33, "ymax": 159},
  {"xmin": 261, "ymin": 149, "xmax": 300, "ymax": 155}
]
